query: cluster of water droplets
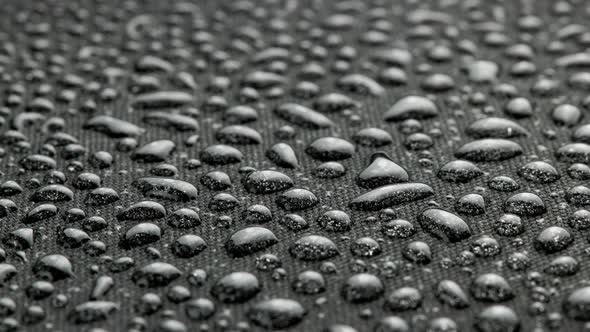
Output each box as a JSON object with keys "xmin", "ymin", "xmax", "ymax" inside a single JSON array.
[{"xmin": 3, "ymin": 0, "xmax": 590, "ymax": 331}]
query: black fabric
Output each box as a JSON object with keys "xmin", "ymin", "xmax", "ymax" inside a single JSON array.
[{"xmin": 0, "ymin": 0, "xmax": 589, "ymax": 331}]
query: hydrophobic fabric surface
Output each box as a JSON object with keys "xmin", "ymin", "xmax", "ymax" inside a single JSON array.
[{"xmin": 0, "ymin": 0, "xmax": 589, "ymax": 331}]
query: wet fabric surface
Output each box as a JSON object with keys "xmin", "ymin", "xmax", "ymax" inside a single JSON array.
[{"xmin": 1, "ymin": 0, "xmax": 590, "ymax": 331}]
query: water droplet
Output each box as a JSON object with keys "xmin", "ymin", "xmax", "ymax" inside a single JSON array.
[
  {"xmin": 350, "ymin": 183, "xmax": 434, "ymax": 211},
  {"xmin": 290, "ymin": 235, "xmax": 339, "ymax": 261},
  {"xmin": 247, "ymin": 298, "xmax": 306, "ymax": 329},
  {"xmin": 418, "ymin": 209, "xmax": 472, "ymax": 243},
  {"xmin": 225, "ymin": 227, "xmax": 278, "ymax": 257},
  {"xmin": 210, "ymin": 272, "xmax": 261, "ymax": 303}
]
